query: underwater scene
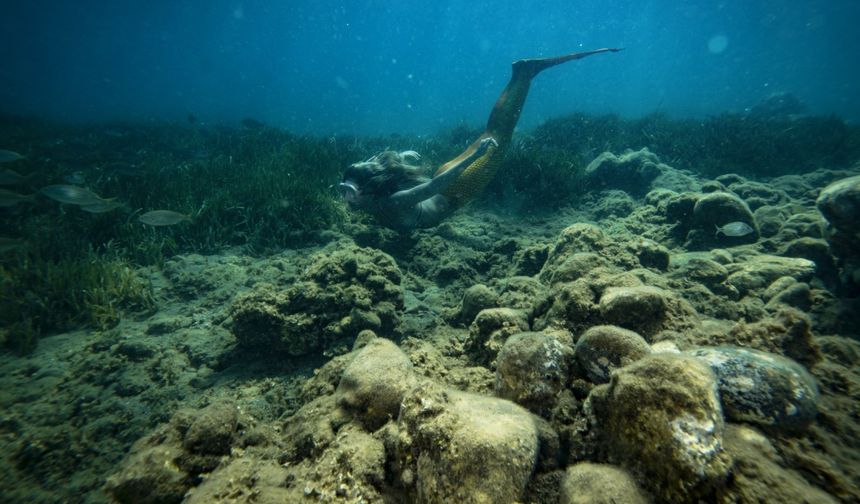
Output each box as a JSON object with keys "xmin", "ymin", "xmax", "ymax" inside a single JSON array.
[{"xmin": 2, "ymin": 1, "xmax": 860, "ymax": 503}]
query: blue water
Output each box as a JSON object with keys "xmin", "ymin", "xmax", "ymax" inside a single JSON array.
[{"xmin": 2, "ymin": 1, "xmax": 858, "ymax": 134}]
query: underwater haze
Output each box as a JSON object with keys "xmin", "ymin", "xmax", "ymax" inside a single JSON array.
[
  {"xmin": 2, "ymin": 0, "xmax": 859, "ymax": 134},
  {"xmin": 4, "ymin": 1, "xmax": 860, "ymax": 503}
]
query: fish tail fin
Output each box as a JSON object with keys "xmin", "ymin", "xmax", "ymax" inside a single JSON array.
[
  {"xmin": 714, "ymin": 224, "xmax": 722, "ymax": 237},
  {"xmin": 512, "ymin": 48, "xmax": 624, "ymax": 79}
]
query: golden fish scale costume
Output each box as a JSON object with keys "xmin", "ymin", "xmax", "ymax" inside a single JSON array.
[{"xmin": 435, "ymin": 48, "xmax": 621, "ymax": 208}]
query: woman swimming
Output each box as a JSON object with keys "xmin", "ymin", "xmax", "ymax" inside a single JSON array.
[{"xmin": 338, "ymin": 47, "xmax": 621, "ymax": 231}]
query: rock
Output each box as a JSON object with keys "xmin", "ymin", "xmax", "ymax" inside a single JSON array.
[
  {"xmin": 629, "ymin": 237, "xmax": 670, "ymax": 271},
  {"xmin": 726, "ymin": 180, "xmax": 788, "ymax": 210},
  {"xmin": 816, "ymin": 174, "xmax": 860, "ymax": 232},
  {"xmin": 162, "ymin": 253, "xmax": 248, "ymax": 302},
  {"xmin": 727, "ymin": 308, "xmax": 820, "ymax": 367},
  {"xmin": 762, "ymin": 276, "xmax": 800, "ymax": 302},
  {"xmin": 670, "ymin": 256, "xmax": 728, "ymax": 290},
  {"xmin": 532, "ymin": 415, "xmax": 563, "ymax": 471},
  {"xmin": 336, "ymin": 338, "xmax": 417, "ymax": 430},
  {"xmin": 104, "ymin": 444, "xmax": 188, "ymax": 504},
  {"xmin": 644, "ymin": 187, "xmax": 678, "ymax": 209},
  {"xmin": 183, "ymin": 459, "xmax": 293, "ymax": 504},
  {"xmin": 700, "ymin": 180, "xmax": 726, "ymax": 193},
  {"xmin": 495, "ymin": 276, "xmax": 550, "ymax": 312},
  {"xmin": 691, "ymin": 191, "xmax": 759, "ymax": 245},
  {"xmin": 781, "ymin": 237, "xmax": 837, "ymax": 282},
  {"xmin": 587, "ymin": 353, "xmax": 731, "ymax": 503},
  {"xmin": 766, "ymin": 282, "xmax": 812, "ymax": 311},
  {"xmin": 466, "ymin": 308, "xmax": 530, "ymax": 366},
  {"xmin": 591, "ymin": 190, "xmax": 636, "ymax": 219},
  {"xmin": 545, "ymin": 252, "xmax": 607, "ymax": 285},
  {"xmin": 455, "ymin": 284, "xmax": 498, "ymax": 325},
  {"xmin": 776, "ymin": 211, "xmax": 826, "ymax": 240},
  {"xmin": 513, "ymin": 243, "xmax": 550, "ymax": 276},
  {"xmin": 816, "ymin": 175, "xmax": 860, "ymax": 288},
  {"xmin": 560, "ymin": 463, "xmax": 648, "ymax": 504},
  {"xmin": 583, "ymin": 148, "xmax": 665, "ymax": 196},
  {"xmin": 541, "ymin": 224, "xmax": 610, "ymax": 280},
  {"xmin": 753, "ymin": 205, "xmax": 788, "ymax": 237},
  {"xmin": 539, "ymin": 280, "xmax": 600, "ymax": 334},
  {"xmin": 715, "ymin": 173, "xmax": 746, "ymax": 186},
  {"xmin": 182, "ymin": 401, "xmax": 238, "ymax": 456},
  {"xmin": 352, "ymin": 329, "xmax": 378, "ymax": 350},
  {"xmin": 721, "ymin": 424, "xmax": 840, "ymax": 503},
  {"xmin": 598, "ymin": 286, "xmax": 668, "ymax": 338},
  {"xmin": 689, "ymin": 346, "xmax": 819, "ymax": 432},
  {"xmin": 574, "ymin": 325, "xmax": 651, "ymax": 384},
  {"xmin": 280, "ymin": 395, "xmax": 338, "ymax": 462},
  {"xmin": 664, "ymin": 192, "xmax": 698, "ymax": 223},
  {"xmin": 494, "ymin": 332, "xmax": 574, "ymax": 416},
  {"xmin": 229, "ymin": 245, "xmax": 403, "ymax": 356},
  {"xmin": 725, "ymin": 254, "xmax": 816, "ymax": 296},
  {"xmin": 397, "ymin": 381, "xmax": 539, "ymax": 503}
]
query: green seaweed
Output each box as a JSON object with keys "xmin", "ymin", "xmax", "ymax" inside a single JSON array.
[{"xmin": 0, "ymin": 248, "xmax": 155, "ymax": 353}]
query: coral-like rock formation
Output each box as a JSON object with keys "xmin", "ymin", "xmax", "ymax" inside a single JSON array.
[{"xmin": 229, "ymin": 245, "xmax": 403, "ymax": 356}]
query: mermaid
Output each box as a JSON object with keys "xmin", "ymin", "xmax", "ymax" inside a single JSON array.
[{"xmin": 338, "ymin": 48, "xmax": 622, "ymax": 230}]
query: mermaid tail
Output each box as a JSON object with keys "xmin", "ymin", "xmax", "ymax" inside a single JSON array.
[{"xmin": 436, "ymin": 48, "xmax": 622, "ymax": 207}]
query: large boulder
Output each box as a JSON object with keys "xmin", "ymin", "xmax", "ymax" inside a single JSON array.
[
  {"xmin": 598, "ymin": 286, "xmax": 668, "ymax": 338},
  {"xmin": 336, "ymin": 337, "xmax": 417, "ymax": 430},
  {"xmin": 816, "ymin": 174, "xmax": 860, "ymax": 232},
  {"xmin": 495, "ymin": 331, "xmax": 574, "ymax": 416},
  {"xmin": 395, "ymin": 381, "xmax": 539, "ymax": 503},
  {"xmin": 574, "ymin": 325, "xmax": 651, "ymax": 384},
  {"xmin": 587, "ymin": 353, "xmax": 732, "ymax": 503},
  {"xmin": 816, "ymin": 174, "xmax": 860, "ymax": 290},
  {"xmin": 688, "ymin": 346, "xmax": 819, "ymax": 432},
  {"xmin": 690, "ymin": 191, "xmax": 759, "ymax": 247}
]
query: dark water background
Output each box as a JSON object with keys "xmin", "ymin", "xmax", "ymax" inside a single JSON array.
[{"xmin": 2, "ymin": 0, "xmax": 859, "ymax": 134}]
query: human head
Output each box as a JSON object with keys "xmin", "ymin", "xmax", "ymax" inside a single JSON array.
[{"xmin": 338, "ymin": 151, "xmax": 423, "ymax": 207}]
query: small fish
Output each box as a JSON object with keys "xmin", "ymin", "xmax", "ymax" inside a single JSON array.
[
  {"xmin": 139, "ymin": 210, "xmax": 191, "ymax": 226},
  {"xmin": 80, "ymin": 199, "xmax": 126, "ymax": 213},
  {"xmin": 715, "ymin": 221, "xmax": 754, "ymax": 237},
  {"xmin": 0, "ymin": 188, "xmax": 36, "ymax": 207},
  {"xmin": 0, "ymin": 168, "xmax": 32, "ymax": 185},
  {"xmin": 40, "ymin": 184, "xmax": 107, "ymax": 206},
  {"xmin": 0, "ymin": 149, "xmax": 25, "ymax": 163}
]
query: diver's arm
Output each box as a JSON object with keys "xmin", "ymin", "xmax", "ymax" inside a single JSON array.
[
  {"xmin": 412, "ymin": 195, "xmax": 451, "ymax": 228},
  {"xmin": 388, "ymin": 137, "xmax": 497, "ymax": 209}
]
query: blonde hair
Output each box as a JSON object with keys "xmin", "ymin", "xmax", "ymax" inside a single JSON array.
[{"xmin": 344, "ymin": 150, "xmax": 427, "ymax": 197}]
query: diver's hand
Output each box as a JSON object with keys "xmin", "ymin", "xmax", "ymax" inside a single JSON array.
[
  {"xmin": 475, "ymin": 136, "xmax": 498, "ymax": 156},
  {"xmin": 399, "ymin": 150, "xmax": 421, "ymax": 162}
]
